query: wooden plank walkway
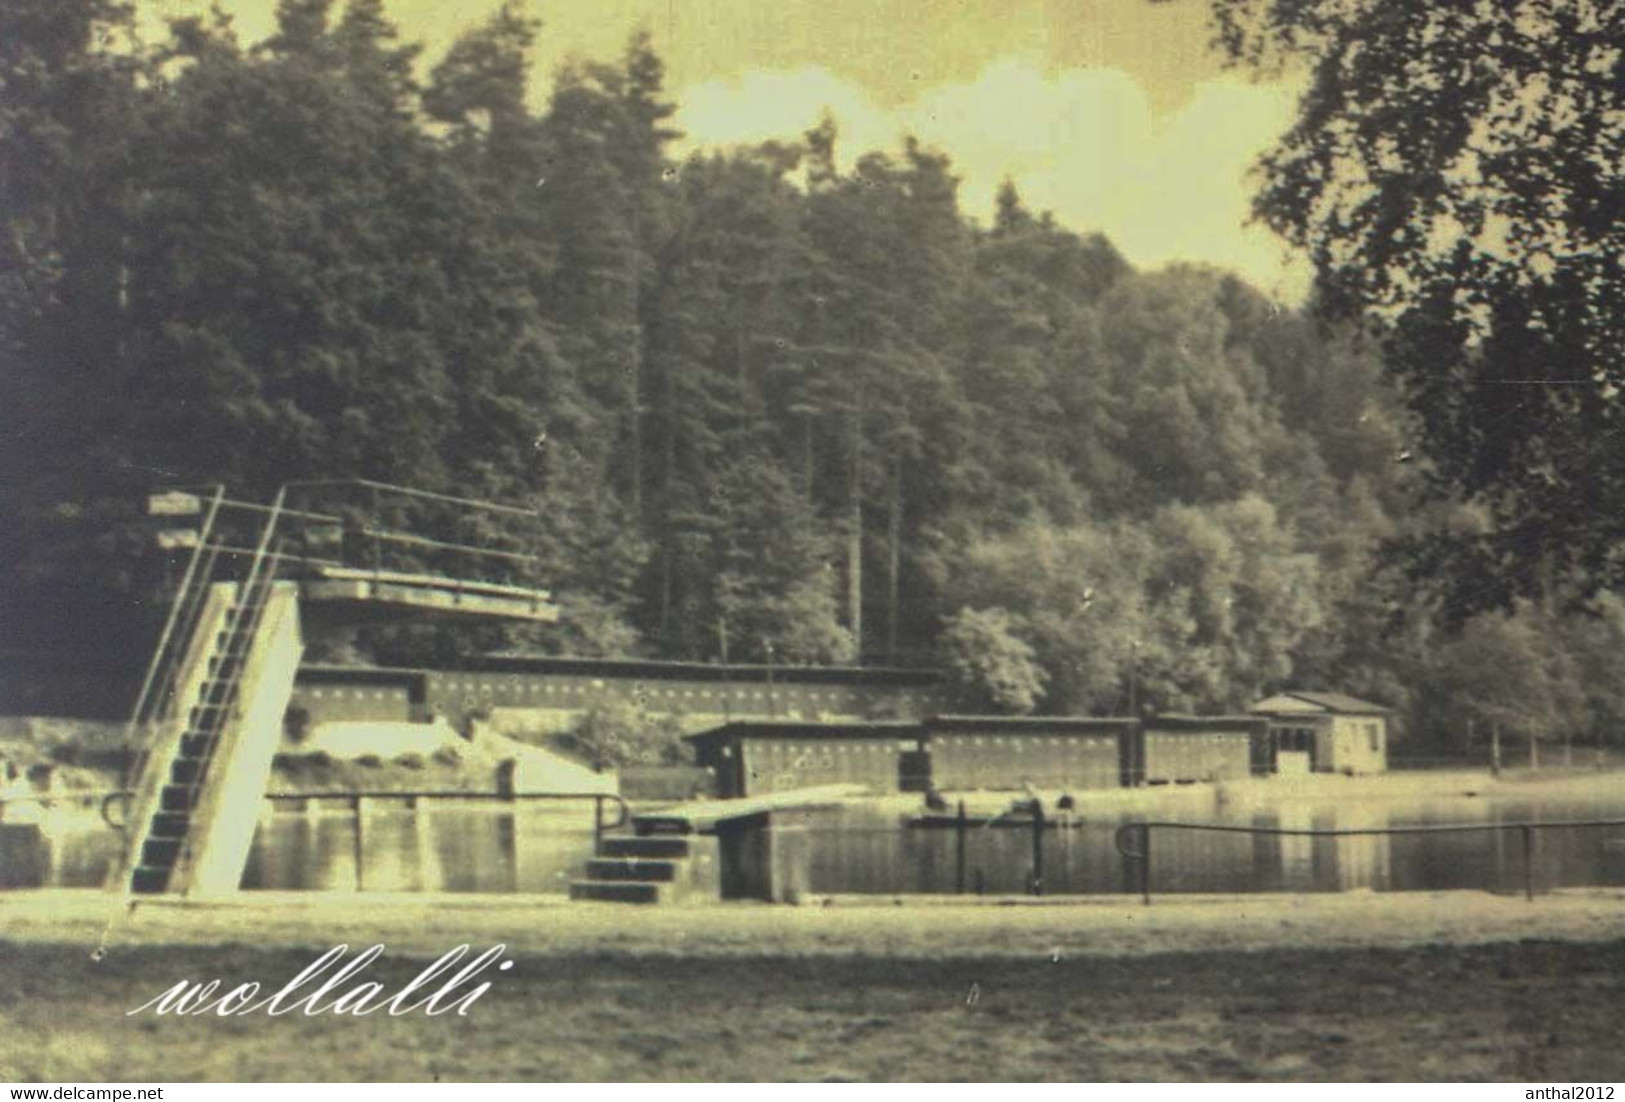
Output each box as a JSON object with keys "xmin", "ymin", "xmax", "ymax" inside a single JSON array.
[{"xmin": 632, "ymin": 783, "xmax": 869, "ymax": 834}]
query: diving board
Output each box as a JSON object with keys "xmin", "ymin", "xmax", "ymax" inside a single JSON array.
[
  {"xmin": 631, "ymin": 783, "xmax": 869, "ymax": 835},
  {"xmin": 297, "ymin": 565, "xmax": 559, "ymax": 624}
]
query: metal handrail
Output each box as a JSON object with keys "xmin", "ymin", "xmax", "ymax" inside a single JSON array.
[
  {"xmin": 1114, "ymin": 817, "xmax": 1625, "ymax": 904},
  {"xmin": 148, "ymin": 535, "xmax": 229, "ymax": 727},
  {"xmin": 122, "ymin": 485, "xmax": 225, "ymax": 748},
  {"xmin": 0, "ymin": 791, "xmax": 133, "ymax": 825},
  {"xmin": 118, "ymin": 531, "xmax": 227, "ymax": 808},
  {"xmin": 263, "ymin": 789, "xmax": 629, "ymax": 825},
  {"xmin": 153, "ymin": 488, "xmax": 345, "ymax": 527},
  {"xmin": 103, "ymin": 584, "xmax": 236, "ymax": 892},
  {"xmin": 287, "ymin": 478, "xmax": 540, "ymax": 519},
  {"xmin": 355, "ymin": 526, "xmax": 538, "ymax": 566},
  {"xmin": 262, "ymin": 789, "xmax": 631, "ymax": 891},
  {"xmin": 9, "ymin": 788, "xmax": 630, "ymax": 833},
  {"xmin": 186, "ymin": 505, "xmax": 287, "ymax": 800},
  {"xmin": 31, "ymin": 787, "xmax": 630, "ymax": 895},
  {"xmin": 107, "ymin": 489, "xmax": 288, "ymax": 895}
]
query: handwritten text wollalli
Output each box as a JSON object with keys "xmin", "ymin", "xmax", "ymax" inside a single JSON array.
[{"xmin": 126, "ymin": 944, "xmax": 513, "ymax": 1018}]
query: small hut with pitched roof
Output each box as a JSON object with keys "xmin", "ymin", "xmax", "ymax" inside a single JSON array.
[{"xmin": 1249, "ymin": 691, "xmax": 1391, "ymax": 775}]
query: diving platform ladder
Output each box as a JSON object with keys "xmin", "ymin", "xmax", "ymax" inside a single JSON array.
[{"xmin": 112, "ymin": 487, "xmax": 305, "ymax": 896}]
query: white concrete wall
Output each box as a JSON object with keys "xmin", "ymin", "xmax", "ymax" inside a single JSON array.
[
  {"xmin": 301, "ymin": 719, "xmax": 462, "ymax": 758},
  {"xmin": 1328, "ymin": 715, "xmax": 1386, "ymax": 774},
  {"xmin": 502, "ymin": 744, "xmax": 617, "ymax": 796}
]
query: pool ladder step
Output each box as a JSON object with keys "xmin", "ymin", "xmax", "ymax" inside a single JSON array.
[
  {"xmin": 567, "ymin": 880, "xmax": 664, "ymax": 904},
  {"xmin": 596, "ymin": 836, "xmax": 692, "ymax": 860},
  {"xmin": 569, "ymin": 834, "xmax": 713, "ymax": 903},
  {"xmin": 583, "ymin": 857, "xmax": 679, "ymax": 882}
]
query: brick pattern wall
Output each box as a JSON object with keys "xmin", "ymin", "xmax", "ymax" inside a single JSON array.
[
  {"xmin": 928, "ymin": 732, "xmax": 1124, "ymax": 791},
  {"xmin": 1141, "ymin": 731, "xmax": 1252, "ymax": 783},
  {"xmin": 288, "ymin": 666, "xmax": 944, "ymax": 733},
  {"xmin": 288, "ymin": 683, "xmax": 414, "ymax": 725},
  {"xmin": 421, "ymin": 671, "xmax": 941, "ymax": 730},
  {"xmin": 737, "ymin": 738, "xmax": 904, "ymax": 796}
]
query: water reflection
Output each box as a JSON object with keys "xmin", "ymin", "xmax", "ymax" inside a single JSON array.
[
  {"xmin": 795, "ymin": 795, "xmax": 1625, "ymax": 896},
  {"xmin": 4, "ymin": 790, "xmax": 1625, "ymax": 896},
  {"xmin": 0, "ymin": 800, "xmax": 600, "ymax": 894},
  {"xmin": 239, "ymin": 800, "xmax": 598, "ymax": 893},
  {"xmin": 0, "ymin": 817, "xmax": 122, "ymax": 889}
]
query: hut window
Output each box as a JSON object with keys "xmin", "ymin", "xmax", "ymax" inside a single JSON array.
[{"xmin": 1367, "ymin": 722, "xmax": 1381, "ymax": 751}]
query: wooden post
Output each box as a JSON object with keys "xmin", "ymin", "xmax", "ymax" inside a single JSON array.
[
  {"xmin": 1529, "ymin": 734, "xmax": 1538, "ymax": 769},
  {"xmin": 1029, "ymin": 801, "xmax": 1044, "ymax": 897},
  {"xmin": 954, "ymin": 800, "xmax": 967, "ymax": 895},
  {"xmin": 353, "ymin": 794, "xmax": 365, "ymax": 892},
  {"xmin": 1490, "ymin": 721, "xmax": 1500, "ymax": 776},
  {"xmin": 369, "ymin": 485, "xmax": 382, "ymax": 575},
  {"xmin": 1140, "ymin": 823, "xmax": 1152, "ymax": 906},
  {"xmin": 1520, "ymin": 824, "xmax": 1534, "ymax": 901}
]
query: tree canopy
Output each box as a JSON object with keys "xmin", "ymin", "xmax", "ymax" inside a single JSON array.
[
  {"xmin": 6, "ymin": 0, "xmax": 1625, "ymax": 752},
  {"xmin": 1172, "ymin": 0, "xmax": 1625, "ymax": 623}
]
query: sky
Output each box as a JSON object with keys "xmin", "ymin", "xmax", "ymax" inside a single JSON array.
[{"xmin": 142, "ymin": 0, "xmax": 1310, "ymax": 300}]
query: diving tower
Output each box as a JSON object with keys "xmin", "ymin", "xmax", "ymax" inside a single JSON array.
[{"xmin": 110, "ymin": 480, "xmax": 556, "ymax": 897}]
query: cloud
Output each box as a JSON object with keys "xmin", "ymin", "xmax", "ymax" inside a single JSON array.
[{"xmin": 674, "ymin": 58, "xmax": 1309, "ymax": 301}]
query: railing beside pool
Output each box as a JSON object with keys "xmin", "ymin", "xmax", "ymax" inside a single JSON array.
[
  {"xmin": 271, "ymin": 791, "xmax": 627, "ymax": 879},
  {"xmin": 1113, "ymin": 817, "xmax": 1625, "ymax": 904},
  {"xmin": 4, "ymin": 788, "xmax": 630, "ymax": 893},
  {"xmin": 255, "ymin": 790, "xmax": 630, "ymax": 891},
  {"xmin": 9, "ymin": 792, "xmax": 1625, "ymax": 900}
]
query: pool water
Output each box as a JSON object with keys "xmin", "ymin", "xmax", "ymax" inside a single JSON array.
[{"xmin": 5, "ymin": 788, "xmax": 1625, "ymax": 896}]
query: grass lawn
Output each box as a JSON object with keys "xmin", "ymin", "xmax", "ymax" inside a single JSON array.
[{"xmin": 3, "ymin": 889, "xmax": 1625, "ymax": 1081}]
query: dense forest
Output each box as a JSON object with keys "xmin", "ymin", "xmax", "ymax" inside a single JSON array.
[{"xmin": 4, "ymin": 0, "xmax": 1624, "ymax": 750}]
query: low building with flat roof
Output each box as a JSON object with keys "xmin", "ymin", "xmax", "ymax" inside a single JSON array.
[
  {"xmin": 685, "ymin": 720, "xmax": 924, "ymax": 798},
  {"xmin": 1139, "ymin": 714, "xmax": 1265, "ymax": 784},
  {"xmin": 923, "ymin": 716, "xmax": 1136, "ymax": 792}
]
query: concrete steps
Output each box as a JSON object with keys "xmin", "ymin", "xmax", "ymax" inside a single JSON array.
[
  {"xmin": 568, "ymin": 833, "xmax": 715, "ymax": 903},
  {"xmin": 598, "ymin": 836, "xmax": 691, "ymax": 859},
  {"xmin": 568, "ymin": 880, "xmax": 663, "ymax": 904},
  {"xmin": 584, "ymin": 857, "xmax": 678, "ymax": 882}
]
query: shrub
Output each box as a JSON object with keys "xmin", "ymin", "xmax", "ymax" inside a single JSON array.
[
  {"xmin": 941, "ymin": 607, "xmax": 1048, "ymax": 715},
  {"xmin": 559, "ymin": 701, "xmax": 688, "ymax": 770}
]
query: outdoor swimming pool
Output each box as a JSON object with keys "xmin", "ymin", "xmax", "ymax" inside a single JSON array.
[{"xmin": 6, "ymin": 785, "xmax": 1625, "ymax": 896}]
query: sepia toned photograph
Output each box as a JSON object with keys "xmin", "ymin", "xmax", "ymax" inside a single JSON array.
[{"xmin": 1, "ymin": 0, "xmax": 1623, "ymax": 1084}]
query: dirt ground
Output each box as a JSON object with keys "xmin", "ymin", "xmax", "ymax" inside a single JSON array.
[{"xmin": 2, "ymin": 889, "xmax": 1624, "ymax": 1081}]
